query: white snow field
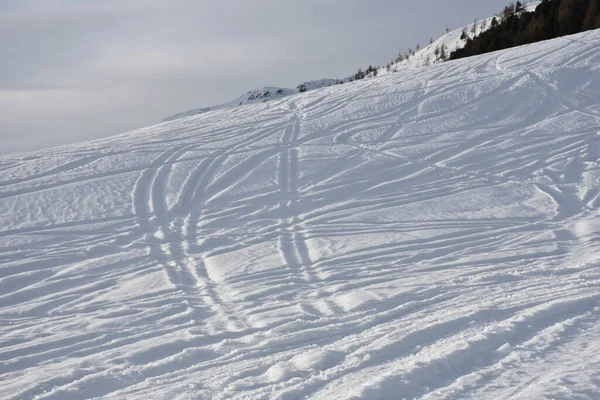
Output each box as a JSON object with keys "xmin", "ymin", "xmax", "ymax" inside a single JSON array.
[{"xmin": 2, "ymin": 30, "xmax": 600, "ymax": 400}]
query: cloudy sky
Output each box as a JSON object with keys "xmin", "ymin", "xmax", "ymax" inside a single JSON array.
[{"xmin": 1, "ymin": 0, "xmax": 514, "ymax": 153}]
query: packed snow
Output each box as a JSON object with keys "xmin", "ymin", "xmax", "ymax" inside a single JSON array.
[{"xmin": 2, "ymin": 30, "xmax": 600, "ymax": 400}]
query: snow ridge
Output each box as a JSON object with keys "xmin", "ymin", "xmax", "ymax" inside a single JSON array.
[{"xmin": 1, "ymin": 30, "xmax": 600, "ymax": 400}]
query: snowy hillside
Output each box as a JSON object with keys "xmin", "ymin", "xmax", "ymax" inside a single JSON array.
[
  {"xmin": 392, "ymin": 1, "xmax": 541, "ymax": 69},
  {"xmin": 2, "ymin": 30, "xmax": 600, "ymax": 400},
  {"xmin": 164, "ymin": 3, "xmax": 540, "ymax": 122}
]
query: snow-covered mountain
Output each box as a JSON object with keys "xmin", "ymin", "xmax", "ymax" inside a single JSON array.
[
  {"xmin": 163, "ymin": 87, "xmax": 298, "ymax": 122},
  {"xmin": 2, "ymin": 29, "xmax": 600, "ymax": 400},
  {"xmin": 388, "ymin": 1, "xmax": 541, "ymax": 69}
]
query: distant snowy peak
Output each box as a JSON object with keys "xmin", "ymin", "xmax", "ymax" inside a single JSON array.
[
  {"xmin": 163, "ymin": 87, "xmax": 296, "ymax": 122},
  {"xmin": 236, "ymin": 87, "xmax": 296, "ymax": 104},
  {"xmin": 297, "ymin": 78, "xmax": 344, "ymax": 92}
]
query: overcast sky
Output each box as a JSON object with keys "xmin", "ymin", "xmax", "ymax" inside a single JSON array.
[{"xmin": 1, "ymin": 0, "xmax": 514, "ymax": 153}]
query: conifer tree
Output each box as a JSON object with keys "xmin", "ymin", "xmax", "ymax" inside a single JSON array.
[
  {"xmin": 515, "ymin": 1, "xmax": 523, "ymax": 12},
  {"xmin": 471, "ymin": 19, "xmax": 478, "ymax": 36},
  {"xmin": 355, "ymin": 68, "xmax": 365, "ymax": 80},
  {"xmin": 461, "ymin": 28, "xmax": 468, "ymax": 41}
]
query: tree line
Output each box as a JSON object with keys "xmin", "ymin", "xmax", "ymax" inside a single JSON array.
[{"xmin": 450, "ymin": 0, "xmax": 600, "ymax": 60}]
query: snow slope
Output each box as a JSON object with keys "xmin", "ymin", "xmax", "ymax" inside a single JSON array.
[
  {"xmin": 2, "ymin": 30, "xmax": 600, "ymax": 400},
  {"xmin": 164, "ymin": 2, "xmax": 541, "ymax": 122},
  {"xmin": 392, "ymin": 1, "xmax": 541, "ymax": 69}
]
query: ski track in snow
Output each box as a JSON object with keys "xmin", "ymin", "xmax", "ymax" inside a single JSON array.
[{"xmin": 2, "ymin": 31, "xmax": 600, "ymax": 400}]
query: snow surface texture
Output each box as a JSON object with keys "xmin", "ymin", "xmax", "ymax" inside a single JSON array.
[{"xmin": 2, "ymin": 30, "xmax": 600, "ymax": 400}]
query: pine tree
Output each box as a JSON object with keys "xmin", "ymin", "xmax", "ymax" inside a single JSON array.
[
  {"xmin": 502, "ymin": 4, "xmax": 515, "ymax": 20},
  {"xmin": 355, "ymin": 68, "xmax": 365, "ymax": 80},
  {"xmin": 515, "ymin": 1, "xmax": 523, "ymax": 13}
]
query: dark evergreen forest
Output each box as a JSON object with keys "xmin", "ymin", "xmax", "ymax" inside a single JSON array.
[{"xmin": 450, "ymin": 0, "xmax": 600, "ymax": 60}]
